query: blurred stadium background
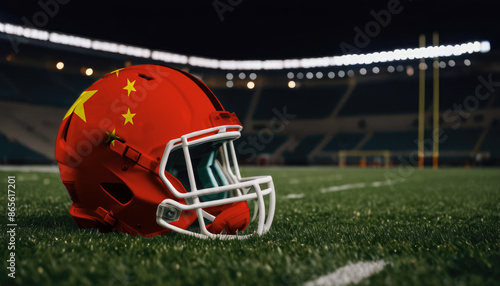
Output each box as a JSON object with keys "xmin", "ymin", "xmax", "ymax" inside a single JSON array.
[{"xmin": 0, "ymin": 1, "xmax": 499, "ymax": 168}]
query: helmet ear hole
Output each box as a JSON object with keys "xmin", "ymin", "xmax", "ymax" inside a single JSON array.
[{"xmin": 100, "ymin": 183, "xmax": 134, "ymax": 204}]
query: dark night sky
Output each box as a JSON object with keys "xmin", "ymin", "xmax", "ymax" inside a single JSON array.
[{"xmin": 1, "ymin": 0, "xmax": 499, "ymax": 60}]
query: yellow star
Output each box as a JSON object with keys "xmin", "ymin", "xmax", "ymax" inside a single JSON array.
[
  {"xmin": 122, "ymin": 108, "xmax": 136, "ymax": 125},
  {"xmin": 105, "ymin": 129, "xmax": 120, "ymax": 146},
  {"xmin": 123, "ymin": 78, "xmax": 136, "ymax": 96},
  {"xmin": 110, "ymin": 68, "xmax": 123, "ymax": 77},
  {"xmin": 63, "ymin": 90, "xmax": 98, "ymax": 122}
]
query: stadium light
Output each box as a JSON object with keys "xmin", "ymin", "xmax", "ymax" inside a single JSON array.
[
  {"xmin": 56, "ymin": 62, "xmax": 64, "ymax": 70},
  {"xmin": 288, "ymin": 80, "xmax": 296, "ymax": 88},
  {"xmin": 247, "ymin": 81, "xmax": 255, "ymax": 89},
  {"xmin": 85, "ymin": 68, "xmax": 93, "ymax": 76},
  {"xmin": 0, "ymin": 21, "xmax": 492, "ymax": 71},
  {"xmin": 406, "ymin": 66, "xmax": 414, "ymax": 76}
]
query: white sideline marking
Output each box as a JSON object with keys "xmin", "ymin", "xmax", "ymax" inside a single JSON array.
[
  {"xmin": 0, "ymin": 165, "xmax": 59, "ymax": 173},
  {"xmin": 320, "ymin": 181, "xmax": 393, "ymax": 193},
  {"xmin": 304, "ymin": 260, "xmax": 388, "ymax": 286},
  {"xmin": 283, "ymin": 193, "xmax": 305, "ymax": 199}
]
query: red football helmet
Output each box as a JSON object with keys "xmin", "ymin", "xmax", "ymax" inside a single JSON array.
[{"xmin": 55, "ymin": 65, "xmax": 275, "ymax": 239}]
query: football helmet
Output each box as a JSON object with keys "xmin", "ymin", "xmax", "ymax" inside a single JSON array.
[{"xmin": 55, "ymin": 64, "xmax": 275, "ymax": 239}]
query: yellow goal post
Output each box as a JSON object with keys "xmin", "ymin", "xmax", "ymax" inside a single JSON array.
[{"xmin": 338, "ymin": 150, "xmax": 391, "ymax": 168}]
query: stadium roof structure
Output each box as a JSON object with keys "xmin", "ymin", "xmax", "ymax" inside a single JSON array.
[{"xmin": 0, "ymin": 0, "xmax": 499, "ymax": 61}]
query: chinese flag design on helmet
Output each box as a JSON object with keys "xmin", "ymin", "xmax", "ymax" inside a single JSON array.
[{"xmin": 55, "ymin": 65, "xmax": 275, "ymax": 239}]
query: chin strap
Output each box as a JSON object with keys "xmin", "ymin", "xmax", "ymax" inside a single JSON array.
[
  {"xmin": 110, "ymin": 140, "xmax": 159, "ymax": 173},
  {"xmin": 205, "ymin": 201, "xmax": 250, "ymax": 235}
]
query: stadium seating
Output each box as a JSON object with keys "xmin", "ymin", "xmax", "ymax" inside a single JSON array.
[
  {"xmin": 212, "ymin": 88, "xmax": 254, "ymax": 124},
  {"xmin": 439, "ymin": 76, "xmax": 490, "ymax": 111},
  {"xmin": 253, "ymin": 86, "xmax": 346, "ymax": 120},
  {"xmin": 439, "ymin": 128, "xmax": 482, "ymax": 151},
  {"xmin": 0, "ymin": 132, "xmax": 50, "ymax": 164},
  {"xmin": 283, "ymin": 134, "xmax": 324, "ymax": 164},
  {"xmin": 480, "ymin": 127, "xmax": 500, "ymax": 157},
  {"xmin": 323, "ymin": 133, "xmax": 365, "ymax": 151},
  {"xmin": 0, "ymin": 64, "xmax": 93, "ymax": 108},
  {"xmin": 361, "ymin": 130, "xmax": 420, "ymax": 151},
  {"xmin": 338, "ymin": 78, "xmax": 421, "ymax": 116},
  {"xmin": 360, "ymin": 128, "xmax": 482, "ymax": 152}
]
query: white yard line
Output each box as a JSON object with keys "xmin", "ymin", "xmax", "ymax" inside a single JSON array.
[
  {"xmin": 304, "ymin": 260, "xmax": 388, "ymax": 286},
  {"xmin": 282, "ymin": 193, "xmax": 305, "ymax": 199},
  {"xmin": 320, "ymin": 180, "xmax": 393, "ymax": 193},
  {"xmin": 0, "ymin": 165, "xmax": 60, "ymax": 173}
]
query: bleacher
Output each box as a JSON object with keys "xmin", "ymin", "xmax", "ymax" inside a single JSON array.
[
  {"xmin": 439, "ymin": 76, "xmax": 489, "ymax": 111},
  {"xmin": 0, "ymin": 132, "xmax": 50, "ymax": 164},
  {"xmin": 480, "ymin": 127, "xmax": 500, "ymax": 158},
  {"xmin": 361, "ymin": 130, "xmax": 420, "ymax": 151},
  {"xmin": 339, "ymin": 78, "xmax": 421, "ymax": 116},
  {"xmin": 283, "ymin": 134, "xmax": 324, "ymax": 164},
  {"xmin": 0, "ymin": 63, "xmax": 94, "ymax": 108},
  {"xmin": 323, "ymin": 133, "xmax": 365, "ymax": 151},
  {"xmin": 253, "ymin": 86, "xmax": 346, "ymax": 120},
  {"xmin": 235, "ymin": 134, "xmax": 288, "ymax": 163},
  {"xmin": 212, "ymin": 88, "xmax": 254, "ymax": 124},
  {"xmin": 1, "ymin": 60, "xmax": 500, "ymax": 165}
]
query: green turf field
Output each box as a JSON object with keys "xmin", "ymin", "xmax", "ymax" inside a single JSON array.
[{"xmin": 1, "ymin": 167, "xmax": 499, "ymax": 285}]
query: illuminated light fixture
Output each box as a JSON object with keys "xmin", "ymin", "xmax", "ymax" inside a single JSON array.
[
  {"xmin": 306, "ymin": 72, "xmax": 313, "ymax": 79},
  {"xmin": 347, "ymin": 70, "xmax": 354, "ymax": 77},
  {"xmin": 464, "ymin": 59, "xmax": 471, "ymax": 66},
  {"xmin": 439, "ymin": 61, "xmax": 446, "ymax": 68},
  {"xmin": 85, "ymin": 68, "xmax": 93, "ymax": 76},
  {"xmin": 387, "ymin": 66, "xmax": 395, "ymax": 73},
  {"xmin": 226, "ymin": 73, "xmax": 233, "ymax": 80},
  {"xmin": 328, "ymin": 71, "xmax": 335, "ymax": 79},
  {"xmin": 247, "ymin": 81, "xmax": 255, "ymax": 89},
  {"xmin": 239, "ymin": 72, "xmax": 246, "ymax": 79},
  {"xmin": 288, "ymin": 80, "xmax": 296, "ymax": 88},
  {"xmin": 406, "ymin": 66, "xmax": 414, "ymax": 76},
  {"xmin": 359, "ymin": 68, "xmax": 367, "ymax": 75},
  {"xmin": 287, "ymin": 72, "xmax": 294, "ymax": 79},
  {"xmin": 316, "ymin": 72, "xmax": 323, "ymax": 79},
  {"xmin": 419, "ymin": 63, "xmax": 427, "ymax": 70},
  {"xmin": 448, "ymin": 60, "xmax": 456, "ymax": 67},
  {"xmin": 338, "ymin": 70, "xmax": 345, "ymax": 78},
  {"xmin": 0, "ymin": 21, "xmax": 491, "ymax": 70},
  {"xmin": 226, "ymin": 81, "xmax": 234, "ymax": 88},
  {"xmin": 56, "ymin": 61, "xmax": 64, "ymax": 70},
  {"xmin": 372, "ymin": 67, "xmax": 380, "ymax": 74},
  {"xmin": 297, "ymin": 72, "xmax": 304, "ymax": 79},
  {"xmin": 249, "ymin": 73, "xmax": 257, "ymax": 80}
]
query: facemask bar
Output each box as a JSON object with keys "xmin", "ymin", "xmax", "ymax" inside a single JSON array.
[{"xmin": 157, "ymin": 125, "xmax": 276, "ymax": 239}]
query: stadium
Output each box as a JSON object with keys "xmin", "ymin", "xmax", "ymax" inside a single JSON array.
[{"xmin": 1, "ymin": 1, "xmax": 499, "ymax": 285}]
